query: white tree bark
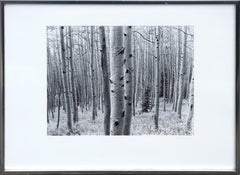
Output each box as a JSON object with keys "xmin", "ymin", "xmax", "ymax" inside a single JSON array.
[
  {"xmin": 68, "ymin": 26, "xmax": 78, "ymax": 123},
  {"xmin": 123, "ymin": 26, "xmax": 133, "ymax": 135},
  {"xmin": 99, "ymin": 26, "xmax": 111, "ymax": 135},
  {"xmin": 132, "ymin": 34, "xmax": 137, "ymax": 116},
  {"xmin": 173, "ymin": 28, "xmax": 181, "ymax": 112},
  {"xmin": 110, "ymin": 26, "xmax": 124, "ymax": 135},
  {"xmin": 154, "ymin": 27, "xmax": 161, "ymax": 130},
  {"xmin": 186, "ymin": 69, "xmax": 194, "ymax": 132},
  {"xmin": 60, "ymin": 26, "xmax": 73, "ymax": 132},
  {"xmin": 176, "ymin": 26, "xmax": 187, "ymax": 119},
  {"xmin": 90, "ymin": 26, "xmax": 97, "ymax": 120}
]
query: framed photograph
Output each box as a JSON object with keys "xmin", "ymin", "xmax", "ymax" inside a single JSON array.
[{"xmin": 0, "ymin": 0, "xmax": 239, "ymax": 174}]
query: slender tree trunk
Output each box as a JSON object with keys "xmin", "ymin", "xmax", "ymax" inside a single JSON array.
[
  {"xmin": 162, "ymin": 38, "xmax": 166, "ymax": 112},
  {"xmin": 60, "ymin": 26, "xmax": 73, "ymax": 132},
  {"xmin": 186, "ymin": 69, "xmax": 194, "ymax": 132},
  {"xmin": 176, "ymin": 26, "xmax": 187, "ymax": 119},
  {"xmin": 68, "ymin": 26, "xmax": 79, "ymax": 123},
  {"xmin": 154, "ymin": 27, "xmax": 161, "ymax": 130},
  {"xmin": 47, "ymin": 89, "xmax": 50, "ymax": 123},
  {"xmin": 123, "ymin": 26, "xmax": 133, "ymax": 135},
  {"xmin": 52, "ymin": 40, "xmax": 62, "ymax": 129},
  {"xmin": 110, "ymin": 26, "xmax": 124, "ymax": 135},
  {"xmin": 141, "ymin": 47, "xmax": 145, "ymax": 113},
  {"xmin": 169, "ymin": 29, "xmax": 174, "ymax": 104},
  {"xmin": 65, "ymin": 30, "xmax": 73, "ymax": 112},
  {"xmin": 56, "ymin": 92, "xmax": 61, "ymax": 129},
  {"xmin": 132, "ymin": 33, "xmax": 136, "ymax": 116},
  {"xmin": 90, "ymin": 26, "xmax": 97, "ymax": 120},
  {"xmin": 99, "ymin": 26, "xmax": 111, "ymax": 135},
  {"xmin": 173, "ymin": 28, "xmax": 181, "ymax": 111}
]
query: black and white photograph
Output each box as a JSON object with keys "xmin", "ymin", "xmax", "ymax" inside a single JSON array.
[{"xmin": 47, "ymin": 26, "xmax": 194, "ymax": 136}]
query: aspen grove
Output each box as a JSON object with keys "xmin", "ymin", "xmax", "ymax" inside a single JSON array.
[{"xmin": 47, "ymin": 26, "xmax": 194, "ymax": 135}]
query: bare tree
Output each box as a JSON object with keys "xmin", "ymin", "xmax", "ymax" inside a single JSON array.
[
  {"xmin": 176, "ymin": 26, "xmax": 187, "ymax": 119},
  {"xmin": 110, "ymin": 26, "xmax": 124, "ymax": 135},
  {"xmin": 132, "ymin": 33, "xmax": 137, "ymax": 116},
  {"xmin": 60, "ymin": 26, "xmax": 73, "ymax": 132},
  {"xmin": 90, "ymin": 26, "xmax": 97, "ymax": 120},
  {"xmin": 123, "ymin": 26, "xmax": 133, "ymax": 135},
  {"xmin": 99, "ymin": 26, "xmax": 111, "ymax": 135},
  {"xmin": 187, "ymin": 67, "xmax": 194, "ymax": 131},
  {"xmin": 154, "ymin": 27, "xmax": 161, "ymax": 130},
  {"xmin": 68, "ymin": 26, "xmax": 79, "ymax": 123}
]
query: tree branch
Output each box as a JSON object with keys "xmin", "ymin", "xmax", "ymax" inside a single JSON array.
[
  {"xmin": 133, "ymin": 31, "xmax": 155, "ymax": 44},
  {"xmin": 172, "ymin": 27, "xmax": 194, "ymax": 37}
]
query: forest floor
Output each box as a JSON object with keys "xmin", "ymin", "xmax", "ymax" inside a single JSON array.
[{"xmin": 47, "ymin": 99, "xmax": 193, "ymax": 136}]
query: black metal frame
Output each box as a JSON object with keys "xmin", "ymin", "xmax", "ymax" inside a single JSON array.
[{"xmin": 0, "ymin": 0, "xmax": 239, "ymax": 174}]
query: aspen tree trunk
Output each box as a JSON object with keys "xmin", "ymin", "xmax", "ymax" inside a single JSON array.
[
  {"xmin": 173, "ymin": 28, "xmax": 181, "ymax": 111},
  {"xmin": 132, "ymin": 34, "xmax": 136, "ymax": 116},
  {"xmin": 77, "ymin": 32, "xmax": 85, "ymax": 111},
  {"xmin": 172, "ymin": 63, "xmax": 177, "ymax": 110},
  {"xmin": 135, "ymin": 43, "xmax": 140, "ymax": 109},
  {"xmin": 99, "ymin": 26, "xmax": 111, "ymax": 135},
  {"xmin": 135, "ymin": 46, "xmax": 139, "ymax": 108},
  {"xmin": 82, "ymin": 37, "xmax": 89, "ymax": 110},
  {"xmin": 163, "ymin": 59, "xmax": 166, "ymax": 111},
  {"xmin": 154, "ymin": 27, "xmax": 161, "ymax": 130},
  {"xmin": 162, "ymin": 39, "xmax": 166, "ymax": 112},
  {"xmin": 187, "ymin": 70, "xmax": 194, "ymax": 131},
  {"xmin": 65, "ymin": 29, "xmax": 73, "ymax": 112},
  {"xmin": 185, "ymin": 60, "xmax": 191, "ymax": 100},
  {"xmin": 141, "ymin": 47, "xmax": 145, "ymax": 113},
  {"xmin": 95, "ymin": 38, "xmax": 101, "ymax": 111},
  {"xmin": 56, "ymin": 31, "xmax": 66, "ymax": 112},
  {"xmin": 185, "ymin": 34, "xmax": 190, "ymax": 100},
  {"xmin": 110, "ymin": 26, "xmax": 124, "ymax": 135},
  {"xmin": 176, "ymin": 26, "xmax": 187, "ymax": 119},
  {"xmin": 68, "ymin": 26, "xmax": 79, "ymax": 123},
  {"xmin": 123, "ymin": 26, "xmax": 133, "ymax": 135},
  {"xmin": 55, "ymin": 56, "xmax": 62, "ymax": 129},
  {"xmin": 60, "ymin": 26, "xmax": 73, "ymax": 132},
  {"xmin": 47, "ymin": 89, "xmax": 50, "ymax": 123},
  {"xmin": 56, "ymin": 92, "xmax": 61, "ymax": 128},
  {"xmin": 90, "ymin": 26, "xmax": 97, "ymax": 120},
  {"xmin": 52, "ymin": 41, "xmax": 62, "ymax": 129},
  {"xmin": 169, "ymin": 29, "xmax": 174, "ymax": 103}
]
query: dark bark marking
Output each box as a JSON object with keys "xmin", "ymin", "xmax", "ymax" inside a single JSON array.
[
  {"xmin": 114, "ymin": 121, "xmax": 119, "ymax": 126},
  {"xmin": 122, "ymin": 111, "xmax": 125, "ymax": 118},
  {"xmin": 190, "ymin": 104, "xmax": 193, "ymax": 110},
  {"xmin": 119, "ymin": 47, "xmax": 125, "ymax": 54}
]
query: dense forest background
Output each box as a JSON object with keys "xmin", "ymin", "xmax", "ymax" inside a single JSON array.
[{"xmin": 47, "ymin": 26, "xmax": 194, "ymax": 136}]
